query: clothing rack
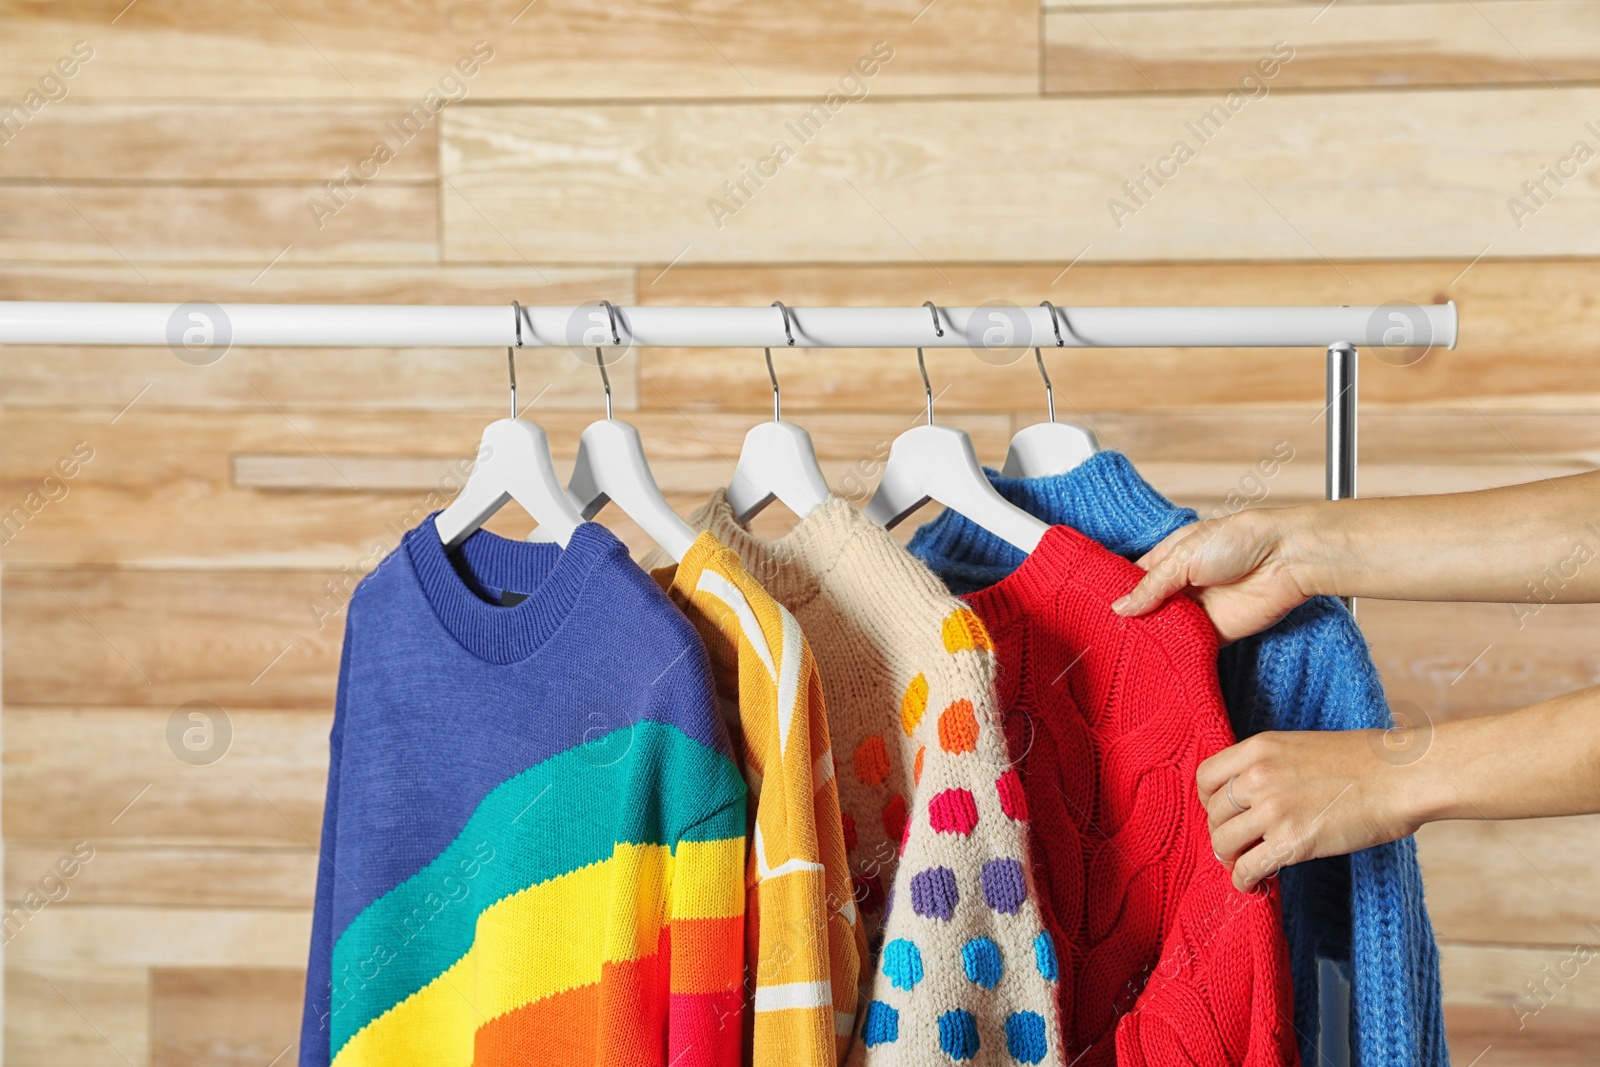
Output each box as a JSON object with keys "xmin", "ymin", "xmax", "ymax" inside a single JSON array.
[
  {"xmin": 0, "ymin": 298, "xmax": 1460, "ymax": 524},
  {"xmin": 4, "ymin": 299, "xmax": 1455, "ymax": 1065}
]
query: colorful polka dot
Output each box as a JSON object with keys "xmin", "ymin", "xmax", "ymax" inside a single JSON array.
[
  {"xmin": 913, "ymin": 745, "xmax": 925, "ymax": 784},
  {"xmin": 928, "ymin": 788, "xmax": 979, "ymax": 835},
  {"xmin": 938, "ymin": 699, "xmax": 979, "ymax": 754},
  {"xmin": 910, "ymin": 866, "xmax": 959, "ymax": 921},
  {"xmin": 861, "ymin": 1000, "xmax": 899, "ymax": 1046},
  {"xmin": 996, "ymin": 769, "xmax": 1029, "ymax": 821},
  {"xmin": 938, "ymin": 1009, "xmax": 981, "ymax": 1060},
  {"xmin": 881, "ymin": 938, "xmax": 924, "ymax": 990},
  {"xmin": 982, "ymin": 858, "xmax": 1027, "ymax": 914},
  {"xmin": 883, "ymin": 793, "xmax": 908, "ymax": 847},
  {"xmin": 854, "ymin": 734, "xmax": 890, "ymax": 786},
  {"xmin": 1034, "ymin": 930, "xmax": 1058, "ymax": 981},
  {"xmin": 901, "ymin": 672, "xmax": 929, "ymax": 735},
  {"xmin": 942, "ymin": 608, "xmax": 994, "ymax": 655},
  {"xmin": 961, "ymin": 937, "xmax": 1003, "ymax": 989},
  {"xmin": 1005, "ymin": 1011, "xmax": 1048, "ymax": 1064},
  {"xmin": 841, "ymin": 812, "xmax": 858, "ymax": 853}
]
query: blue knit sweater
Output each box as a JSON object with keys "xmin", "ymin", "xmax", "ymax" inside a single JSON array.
[
  {"xmin": 906, "ymin": 451, "xmax": 1448, "ymax": 1067},
  {"xmin": 300, "ymin": 519, "xmax": 746, "ymax": 1066}
]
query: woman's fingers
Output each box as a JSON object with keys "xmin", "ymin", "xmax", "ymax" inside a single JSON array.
[
  {"xmin": 1196, "ymin": 738, "xmax": 1260, "ymax": 806},
  {"xmin": 1114, "ymin": 527, "xmax": 1200, "ymax": 617},
  {"xmin": 1210, "ymin": 806, "xmax": 1272, "ymax": 865},
  {"xmin": 1229, "ymin": 834, "xmax": 1300, "ymax": 892}
]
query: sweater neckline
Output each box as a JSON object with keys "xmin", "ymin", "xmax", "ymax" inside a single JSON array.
[
  {"xmin": 695, "ymin": 489, "xmax": 871, "ymax": 610},
  {"xmin": 968, "ymin": 522, "xmax": 1128, "ymax": 606},
  {"xmin": 404, "ymin": 516, "xmax": 622, "ymax": 664}
]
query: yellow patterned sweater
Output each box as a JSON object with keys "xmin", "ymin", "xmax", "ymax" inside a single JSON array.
[{"xmin": 653, "ymin": 531, "xmax": 867, "ymax": 1067}]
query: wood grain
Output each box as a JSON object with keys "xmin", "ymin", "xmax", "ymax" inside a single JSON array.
[
  {"xmin": 5, "ymin": 964, "xmax": 149, "ymax": 1067},
  {"xmin": 0, "ymin": 105, "xmax": 437, "ymax": 181},
  {"xmin": 6, "ymin": 844, "xmax": 316, "ymax": 908},
  {"xmin": 0, "ymin": 0, "xmax": 1035, "ymax": 101},
  {"xmin": 149, "ymin": 968, "xmax": 302, "ymax": 1067},
  {"xmin": 2, "ymin": 566, "xmax": 343, "ymax": 706},
  {"xmin": 442, "ymin": 91, "xmax": 1600, "ymax": 265},
  {"xmin": 1417, "ymin": 816, "xmax": 1600, "ymax": 945},
  {"xmin": 0, "ymin": 183, "xmax": 436, "ymax": 263},
  {"xmin": 4, "ymin": 708, "xmax": 331, "ymax": 845},
  {"xmin": 1444, "ymin": 1005, "xmax": 1600, "ymax": 1067},
  {"xmin": 1443, "ymin": 941, "xmax": 1600, "ymax": 1012},
  {"xmin": 1045, "ymin": 2, "xmax": 1600, "ymax": 94},
  {"xmin": 5, "ymin": 905, "xmax": 311, "ymax": 967}
]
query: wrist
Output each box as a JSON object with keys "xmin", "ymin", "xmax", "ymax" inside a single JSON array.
[
  {"xmin": 1268, "ymin": 504, "xmax": 1345, "ymax": 600},
  {"xmin": 1388, "ymin": 719, "xmax": 1462, "ymax": 827}
]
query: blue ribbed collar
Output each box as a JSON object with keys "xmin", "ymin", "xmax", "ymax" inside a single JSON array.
[
  {"xmin": 906, "ymin": 451, "xmax": 1197, "ymax": 594},
  {"xmin": 403, "ymin": 516, "xmax": 624, "ymax": 664}
]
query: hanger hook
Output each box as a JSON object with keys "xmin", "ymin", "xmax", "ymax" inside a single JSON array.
[
  {"xmin": 764, "ymin": 347, "xmax": 781, "ymax": 423},
  {"xmin": 507, "ymin": 301, "xmax": 523, "ymax": 420},
  {"xmin": 772, "ymin": 300, "xmax": 796, "ymax": 347},
  {"xmin": 1031, "ymin": 347, "xmax": 1056, "ymax": 424},
  {"xmin": 592, "ymin": 347, "xmax": 612, "ymax": 420},
  {"xmin": 592, "ymin": 301, "xmax": 621, "ymax": 420},
  {"xmin": 916, "ymin": 347, "xmax": 934, "ymax": 426},
  {"xmin": 1040, "ymin": 300, "xmax": 1065, "ymax": 348},
  {"xmin": 507, "ymin": 347, "xmax": 518, "ymax": 420},
  {"xmin": 1036, "ymin": 300, "xmax": 1063, "ymax": 424},
  {"xmin": 598, "ymin": 299, "xmax": 622, "ymax": 346},
  {"xmin": 918, "ymin": 300, "xmax": 942, "ymax": 425}
]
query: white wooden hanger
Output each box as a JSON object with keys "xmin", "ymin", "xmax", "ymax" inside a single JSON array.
[
  {"xmin": 727, "ymin": 302, "xmax": 831, "ymax": 522},
  {"xmin": 435, "ymin": 323, "xmax": 585, "ymax": 548},
  {"xmin": 1002, "ymin": 301, "xmax": 1099, "ymax": 478},
  {"xmin": 564, "ymin": 301, "xmax": 699, "ymax": 562},
  {"xmin": 864, "ymin": 301, "xmax": 1049, "ymax": 554}
]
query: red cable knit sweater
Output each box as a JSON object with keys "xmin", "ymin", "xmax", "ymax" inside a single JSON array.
[{"xmin": 964, "ymin": 525, "xmax": 1298, "ymax": 1067}]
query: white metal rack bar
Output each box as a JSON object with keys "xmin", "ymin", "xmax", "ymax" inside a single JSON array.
[{"xmin": 0, "ymin": 301, "xmax": 1455, "ymax": 350}]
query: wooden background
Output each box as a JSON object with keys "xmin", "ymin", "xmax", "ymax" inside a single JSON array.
[{"xmin": 3, "ymin": 1, "xmax": 1600, "ymax": 1063}]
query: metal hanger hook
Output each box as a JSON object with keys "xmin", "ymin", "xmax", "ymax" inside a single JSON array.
[
  {"xmin": 1031, "ymin": 347, "xmax": 1056, "ymax": 424},
  {"xmin": 764, "ymin": 347, "xmax": 782, "ymax": 423},
  {"xmin": 507, "ymin": 346, "xmax": 518, "ymax": 420},
  {"xmin": 916, "ymin": 346, "xmax": 934, "ymax": 426},
  {"xmin": 923, "ymin": 299, "xmax": 944, "ymax": 338},
  {"xmin": 772, "ymin": 301, "xmax": 796, "ymax": 347},
  {"xmin": 507, "ymin": 300, "xmax": 524, "ymax": 419},
  {"xmin": 593, "ymin": 347, "xmax": 612, "ymax": 420},
  {"xmin": 1040, "ymin": 300, "xmax": 1065, "ymax": 348},
  {"xmin": 597, "ymin": 299, "xmax": 622, "ymax": 346}
]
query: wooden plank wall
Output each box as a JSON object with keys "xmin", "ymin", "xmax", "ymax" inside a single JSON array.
[{"xmin": 3, "ymin": 1, "xmax": 1600, "ymax": 1063}]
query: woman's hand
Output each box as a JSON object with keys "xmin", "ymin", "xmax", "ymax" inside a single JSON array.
[
  {"xmin": 1197, "ymin": 730, "xmax": 1426, "ymax": 891},
  {"xmin": 1112, "ymin": 508, "xmax": 1322, "ymax": 645}
]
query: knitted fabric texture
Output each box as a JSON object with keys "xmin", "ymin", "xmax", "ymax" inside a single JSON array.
[
  {"xmin": 649, "ymin": 493, "xmax": 1064, "ymax": 1066},
  {"xmin": 962, "ymin": 523, "xmax": 1298, "ymax": 1067},
  {"xmin": 301, "ymin": 519, "xmax": 747, "ymax": 1067},
  {"xmin": 907, "ymin": 450, "xmax": 1448, "ymax": 1067},
  {"xmin": 652, "ymin": 531, "xmax": 868, "ymax": 1067}
]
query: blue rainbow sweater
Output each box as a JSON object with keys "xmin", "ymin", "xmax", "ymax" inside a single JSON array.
[
  {"xmin": 905, "ymin": 451, "xmax": 1448, "ymax": 1067},
  {"xmin": 300, "ymin": 519, "xmax": 747, "ymax": 1067}
]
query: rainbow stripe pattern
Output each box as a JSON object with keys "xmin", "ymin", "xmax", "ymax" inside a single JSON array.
[{"xmin": 302, "ymin": 521, "xmax": 748, "ymax": 1067}]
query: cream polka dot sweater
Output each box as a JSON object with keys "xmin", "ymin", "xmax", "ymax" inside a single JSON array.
[{"xmin": 655, "ymin": 492, "xmax": 1064, "ymax": 1067}]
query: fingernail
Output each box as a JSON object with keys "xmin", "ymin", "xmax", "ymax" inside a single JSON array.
[{"xmin": 1111, "ymin": 596, "xmax": 1131, "ymax": 614}]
